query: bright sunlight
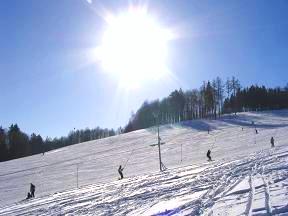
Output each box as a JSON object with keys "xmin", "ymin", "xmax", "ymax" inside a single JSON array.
[{"xmin": 95, "ymin": 7, "xmax": 174, "ymax": 89}]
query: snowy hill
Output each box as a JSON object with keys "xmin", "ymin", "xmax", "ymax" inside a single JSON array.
[{"xmin": 0, "ymin": 110, "xmax": 288, "ymax": 215}]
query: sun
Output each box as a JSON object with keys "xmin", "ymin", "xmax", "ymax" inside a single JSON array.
[{"xmin": 95, "ymin": 7, "xmax": 174, "ymax": 89}]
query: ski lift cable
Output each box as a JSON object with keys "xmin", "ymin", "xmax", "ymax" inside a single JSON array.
[
  {"xmin": 123, "ymin": 148, "xmax": 135, "ymax": 169},
  {"xmin": 5, "ymin": 127, "xmax": 218, "ymax": 178},
  {"xmin": 211, "ymin": 136, "xmax": 217, "ymax": 150},
  {"xmin": 274, "ymin": 128, "xmax": 278, "ymax": 137},
  {"xmin": 122, "ymin": 140, "xmax": 149, "ymax": 170}
]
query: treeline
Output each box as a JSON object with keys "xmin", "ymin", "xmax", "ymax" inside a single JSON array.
[
  {"xmin": 124, "ymin": 77, "xmax": 288, "ymax": 132},
  {"xmin": 2, "ymin": 76, "xmax": 288, "ymax": 162},
  {"xmin": 224, "ymin": 85, "xmax": 288, "ymax": 112},
  {"xmin": 0, "ymin": 124, "xmax": 116, "ymax": 162}
]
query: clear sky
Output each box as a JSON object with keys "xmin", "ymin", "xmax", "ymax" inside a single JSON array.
[{"xmin": 1, "ymin": 0, "xmax": 288, "ymax": 138}]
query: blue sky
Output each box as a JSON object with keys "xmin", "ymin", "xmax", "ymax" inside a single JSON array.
[{"xmin": 1, "ymin": 0, "xmax": 288, "ymax": 138}]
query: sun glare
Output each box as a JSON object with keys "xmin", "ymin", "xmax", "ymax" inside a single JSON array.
[{"xmin": 95, "ymin": 7, "xmax": 174, "ymax": 89}]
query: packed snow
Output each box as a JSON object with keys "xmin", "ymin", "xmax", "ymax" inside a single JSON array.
[{"xmin": 0, "ymin": 110, "xmax": 288, "ymax": 215}]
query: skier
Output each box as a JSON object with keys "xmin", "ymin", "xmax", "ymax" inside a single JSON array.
[
  {"xmin": 42, "ymin": 144, "xmax": 45, "ymax": 155},
  {"xmin": 270, "ymin": 136, "xmax": 275, "ymax": 148},
  {"xmin": 255, "ymin": 128, "xmax": 258, "ymax": 134},
  {"xmin": 26, "ymin": 192, "xmax": 32, "ymax": 200},
  {"xmin": 30, "ymin": 183, "xmax": 35, "ymax": 198},
  {"xmin": 207, "ymin": 149, "xmax": 212, "ymax": 161},
  {"xmin": 118, "ymin": 165, "xmax": 124, "ymax": 180}
]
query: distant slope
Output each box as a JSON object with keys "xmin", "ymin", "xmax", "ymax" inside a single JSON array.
[{"xmin": 0, "ymin": 110, "xmax": 288, "ymax": 210}]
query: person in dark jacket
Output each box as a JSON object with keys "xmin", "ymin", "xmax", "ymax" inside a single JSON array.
[
  {"xmin": 30, "ymin": 183, "xmax": 35, "ymax": 198},
  {"xmin": 26, "ymin": 192, "xmax": 32, "ymax": 200},
  {"xmin": 270, "ymin": 136, "xmax": 275, "ymax": 148},
  {"xmin": 118, "ymin": 165, "xmax": 124, "ymax": 180},
  {"xmin": 207, "ymin": 150, "xmax": 212, "ymax": 161}
]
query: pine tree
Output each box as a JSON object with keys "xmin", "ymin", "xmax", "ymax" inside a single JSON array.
[
  {"xmin": 0, "ymin": 127, "xmax": 8, "ymax": 161},
  {"xmin": 8, "ymin": 124, "xmax": 30, "ymax": 159}
]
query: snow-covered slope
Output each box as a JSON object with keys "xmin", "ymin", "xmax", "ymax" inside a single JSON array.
[{"xmin": 0, "ymin": 110, "xmax": 288, "ymax": 215}]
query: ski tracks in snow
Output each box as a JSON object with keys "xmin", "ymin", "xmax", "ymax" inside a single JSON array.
[
  {"xmin": 206, "ymin": 148, "xmax": 288, "ymax": 216},
  {"xmin": 1, "ymin": 147, "xmax": 288, "ymax": 215}
]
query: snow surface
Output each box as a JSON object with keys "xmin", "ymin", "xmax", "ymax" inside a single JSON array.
[{"xmin": 0, "ymin": 110, "xmax": 288, "ymax": 215}]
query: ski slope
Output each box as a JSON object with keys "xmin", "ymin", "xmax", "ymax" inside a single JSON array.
[{"xmin": 0, "ymin": 110, "xmax": 288, "ymax": 215}]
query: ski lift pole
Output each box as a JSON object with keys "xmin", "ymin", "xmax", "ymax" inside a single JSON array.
[
  {"xmin": 76, "ymin": 163, "xmax": 79, "ymax": 188},
  {"xmin": 180, "ymin": 143, "xmax": 183, "ymax": 163},
  {"xmin": 152, "ymin": 112, "xmax": 165, "ymax": 172},
  {"xmin": 157, "ymin": 120, "xmax": 163, "ymax": 171}
]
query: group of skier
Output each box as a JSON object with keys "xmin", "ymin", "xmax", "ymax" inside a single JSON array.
[
  {"xmin": 253, "ymin": 122, "xmax": 275, "ymax": 148},
  {"xmin": 26, "ymin": 183, "xmax": 35, "ymax": 200},
  {"xmin": 205, "ymin": 124, "xmax": 276, "ymax": 162},
  {"xmin": 117, "ymin": 126, "xmax": 277, "ymax": 180},
  {"xmin": 24, "ymin": 122, "xmax": 278, "ymax": 200}
]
